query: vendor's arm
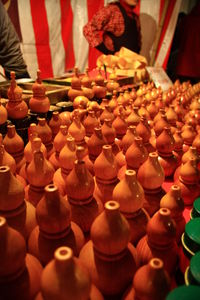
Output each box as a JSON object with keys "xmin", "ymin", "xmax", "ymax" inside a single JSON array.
[
  {"xmin": 0, "ymin": 1, "xmax": 30, "ymax": 79},
  {"xmin": 83, "ymin": 4, "xmax": 124, "ymax": 55}
]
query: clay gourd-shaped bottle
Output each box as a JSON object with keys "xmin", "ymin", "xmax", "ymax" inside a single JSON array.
[
  {"xmin": 154, "ymin": 113, "xmax": 170, "ymax": 138},
  {"xmin": 94, "ymin": 144, "xmax": 119, "ymax": 205},
  {"xmin": 87, "ymin": 126, "xmax": 106, "ymax": 163},
  {"xmin": 49, "ymin": 111, "xmax": 61, "ymax": 139},
  {"xmin": 28, "ymin": 184, "xmax": 85, "ymax": 265},
  {"xmin": 3, "ymin": 124, "xmax": 25, "ymax": 173},
  {"xmin": 49, "ymin": 125, "xmax": 68, "ymax": 170},
  {"xmin": 19, "ymin": 125, "xmax": 47, "ymax": 182},
  {"xmin": 138, "ymin": 103, "xmax": 150, "ymax": 120},
  {"xmin": 0, "ymin": 165, "xmax": 37, "ymax": 240},
  {"xmin": 53, "ymin": 136, "xmax": 76, "ymax": 196},
  {"xmin": 0, "ymin": 97, "xmax": 7, "ymax": 126},
  {"xmin": 68, "ymin": 66, "xmax": 83, "ymax": 101},
  {"xmin": 113, "ymin": 169, "xmax": 150, "ymax": 245},
  {"xmin": 173, "ymin": 129, "xmax": 184, "ymax": 165},
  {"xmin": 192, "ymin": 132, "xmax": 200, "ymax": 155},
  {"xmin": 112, "ymin": 105, "xmax": 128, "ymax": 140},
  {"xmin": 121, "ymin": 125, "xmax": 138, "ymax": 154},
  {"xmin": 136, "ymin": 208, "xmax": 178, "ymax": 275},
  {"xmin": 29, "ymin": 70, "xmax": 50, "ymax": 114},
  {"xmin": 160, "ymin": 184, "xmax": 185, "ymax": 243},
  {"xmin": 126, "ymin": 106, "xmax": 140, "ymax": 126},
  {"xmin": 124, "ymin": 136, "xmax": 148, "ymax": 173},
  {"xmin": 147, "ymin": 100, "xmax": 158, "ymax": 120},
  {"xmin": 65, "ymin": 146, "xmax": 103, "ymax": 234},
  {"xmin": 136, "ymin": 115, "xmax": 155, "ymax": 153},
  {"xmin": 36, "ymin": 117, "xmax": 53, "ymax": 157},
  {"xmin": 137, "ymin": 152, "xmax": 165, "ymax": 216},
  {"xmin": 79, "ymin": 200, "xmax": 138, "ymax": 298},
  {"xmin": 107, "ymin": 90, "xmax": 117, "ymax": 111},
  {"xmin": 101, "ymin": 118, "xmax": 120, "ymax": 155},
  {"xmin": 68, "ymin": 109, "xmax": 87, "ymax": 153},
  {"xmin": 25, "ymin": 139, "xmax": 55, "ymax": 206},
  {"xmin": 99, "ymin": 104, "xmax": 114, "ymax": 124},
  {"xmin": 93, "ymin": 67, "xmax": 107, "ymax": 99},
  {"xmin": 123, "ymin": 258, "xmax": 170, "ymax": 300},
  {"xmin": 174, "ymin": 146, "xmax": 200, "ymax": 182},
  {"xmin": 156, "ymin": 127, "xmax": 178, "ymax": 177},
  {"xmin": 0, "ymin": 133, "xmax": 16, "ymax": 173},
  {"xmin": 6, "ymin": 71, "xmax": 28, "ymax": 119},
  {"xmin": 35, "ymin": 246, "xmax": 104, "ymax": 300},
  {"xmin": 83, "ymin": 110, "xmax": 99, "ymax": 137},
  {"xmin": 0, "ymin": 216, "xmax": 43, "ymax": 300},
  {"xmin": 82, "ymin": 67, "xmax": 94, "ymax": 99},
  {"xmin": 175, "ymin": 157, "xmax": 199, "ymax": 206},
  {"xmin": 181, "ymin": 125, "xmax": 196, "ymax": 152},
  {"xmin": 166, "ymin": 104, "xmax": 178, "ymax": 127}
]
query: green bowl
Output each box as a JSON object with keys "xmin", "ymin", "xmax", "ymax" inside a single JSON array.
[
  {"xmin": 183, "ymin": 218, "xmax": 200, "ymax": 256},
  {"xmin": 185, "ymin": 251, "xmax": 200, "ymax": 286},
  {"xmin": 191, "ymin": 197, "xmax": 200, "ymax": 219}
]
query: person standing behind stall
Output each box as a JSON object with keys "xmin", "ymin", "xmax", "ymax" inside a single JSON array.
[
  {"xmin": 0, "ymin": 0, "xmax": 30, "ymax": 79},
  {"xmin": 83, "ymin": 0, "xmax": 141, "ymax": 55}
]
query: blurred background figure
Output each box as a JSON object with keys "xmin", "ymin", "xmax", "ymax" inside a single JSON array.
[
  {"xmin": 0, "ymin": 0, "xmax": 30, "ymax": 79},
  {"xmin": 83, "ymin": 0, "xmax": 141, "ymax": 55}
]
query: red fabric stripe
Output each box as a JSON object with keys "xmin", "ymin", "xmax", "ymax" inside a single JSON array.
[
  {"xmin": 87, "ymin": 0, "xmax": 105, "ymax": 70},
  {"xmin": 30, "ymin": 0, "xmax": 53, "ymax": 78},
  {"xmin": 159, "ymin": 0, "xmax": 165, "ymax": 22},
  {"xmin": 155, "ymin": 0, "xmax": 176, "ymax": 64},
  {"xmin": 60, "ymin": 0, "xmax": 75, "ymax": 71},
  {"xmin": 133, "ymin": 0, "xmax": 140, "ymax": 16},
  {"xmin": 162, "ymin": 39, "xmax": 173, "ymax": 69}
]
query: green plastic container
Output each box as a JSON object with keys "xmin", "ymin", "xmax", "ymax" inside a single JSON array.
[
  {"xmin": 191, "ymin": 197, "xmax": 200, "ymax": 219},
  {"xmin": 166, "ymin": 285, "xmax": 200, "ymax": 299},
  {"xmin": 185, "ymin": 251, "xmax": 200, "ymax": 286},
  {"xmin": 182, "ymin": 218, "xmax": 200, "ymax": 259}
]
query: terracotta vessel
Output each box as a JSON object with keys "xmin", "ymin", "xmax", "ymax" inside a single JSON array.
[
  {"xmin": 68, "ymin": 109, "xmax": 87, "ymax": 154},
  {"xmin": 92, "ymin": 68, "xmax": 107, "ymax": 99},
  {"xmin": 108, "ymin": 90, "xmax": 118, "ymax": 111},
  {"xmin": 49, "ymin": 124, "xmax": 68, "ymax": 170},
  {"xmin": 53, "ymin": 136, "xmax": 76, "ymax": 195},
  {"xmin": 160, "ymin": 184, "xmax": 185, "ymax": 243},
  {"xmin": 73, "ymin": 95, "xmax": 89, "ymax": 110},
  {"xmin": 99, "ymin": 104, "xmax": 114, "ymax": 125},
  {"xmin": 113, "ymin": 169, "xmax": 150, "ymax": 245},
  {"xmin": 156, "ymin": 127, "xmax": 178, "ymax": 177},
  {"xmin": 36, "ymin": 246, "xmax": 104, "ymax": 300},
  {"xmin": 87, "ymin": 126, "xmax": 106, "ymax": 163},
  {"xmin": 29, "ymin": 70, "xmax": 50, "ymax": 113},
  {"xmin": 36, "ymin": 118, "xmax": 53, "ymax": 157},
  {"xmin": 3, "ymin": 124, "xmax": 25, "ymax": 173},
  {"xmin": 0, "ymin": 100, "xmax": 7, "ymax": 125},
  {"xmin": 65, "ymin": 147, "xmax": 103, "ymax": 233},
  {"xmin": 0, "ymin": 165, "xmax": 37, "ymax": 240},
  {"xmin": 181, "ymin": 125, "xmax": 196, "ymax": 152},
  {"xmin": 166, "ymin": 104, "xmax": 178, "ymax": 127},
  {"xmin": 147, "ymin": 100, "xmax": 158, "ymax": 120},
  {"xmin": 126, "ymin": 106, "xmax": 140, "ymax": 126},
  {"xmin": 68, "ymin": 67, "xmax": 84, "ymax": 101},
  {"xmin": 59, "ymin": 110, "xmax": 71, "ymax": 126},
  {"xmin": 83, "ymin": 110, "xmax": 99, "ymax": 137},
  {"xmin": 101, "ymin": 118, "xmax": 120, "ymax": 155},
  {"xmin": 94, "ymin": 144, "xmax": 119, "ymax": 204},
  {"xmin": 112, "ymin": 106, "xmax": 128, "ymax": 140},
  {"xmin": 49, "ymin": 111, "xmax": 61, "ymax": 138},
  {"xmin": 79, "ymin": 200, "xmax": 138, "ymax": 298},
  {"xmin": 106, "ymin": 78, "xmax": 120, "ymax": 93},
  {"xmin": 0, "ymin": 134, "xmax": 16, "ymax": 173},
  {"xmin": 154, "ymin": 113, "xmax": 170, "ymax": 137},
  {"xmin": 175, "ymin": 157, "xmax": 199, "ymax": 206},
  {"xmin": 121, "ymin": 125, "xmax": 138, "ymax": 154},
  {"xmin": 28, "ymin": 184, "xmax": 85, "ymax": 265},
  {"xmin": 137, "ymin": 152, "xmax": 165, "ymax": 216},
  {"xmin": 136, "ymin": 115, "xmax": 154, "ymax": 153},
  {"xmin": 173, "ymin": 129, "xmax": 184, "ymax": 165},
  {"xmin": 82, "ymin": 68, "xmax": 95, "ymax": 99},
  {"xmin": 123, "ymin": 258, "xmax": 170, "ymax": 300},
  {"xmin": 6, "ymin": 71, "xmax": 28, "ymax": 119},
  {"xmin": 125, "ymin": 136, "xmax": 148, "ymax": 173},
  {"xmin": 136, "ymin": 208, "xmax": 178, "ymax": 275},
  {"xmin": 25, "ymin": 141, "xmax": 55, "ymax": 206},
  {"xmin": 0, "ymin": 216, "xmax": 43, "ymax": 300}
]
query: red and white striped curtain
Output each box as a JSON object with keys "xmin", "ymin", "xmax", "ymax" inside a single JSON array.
[{"xmin": 3, "ymin": 0, "xmax": 182, "ymax": 80}]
